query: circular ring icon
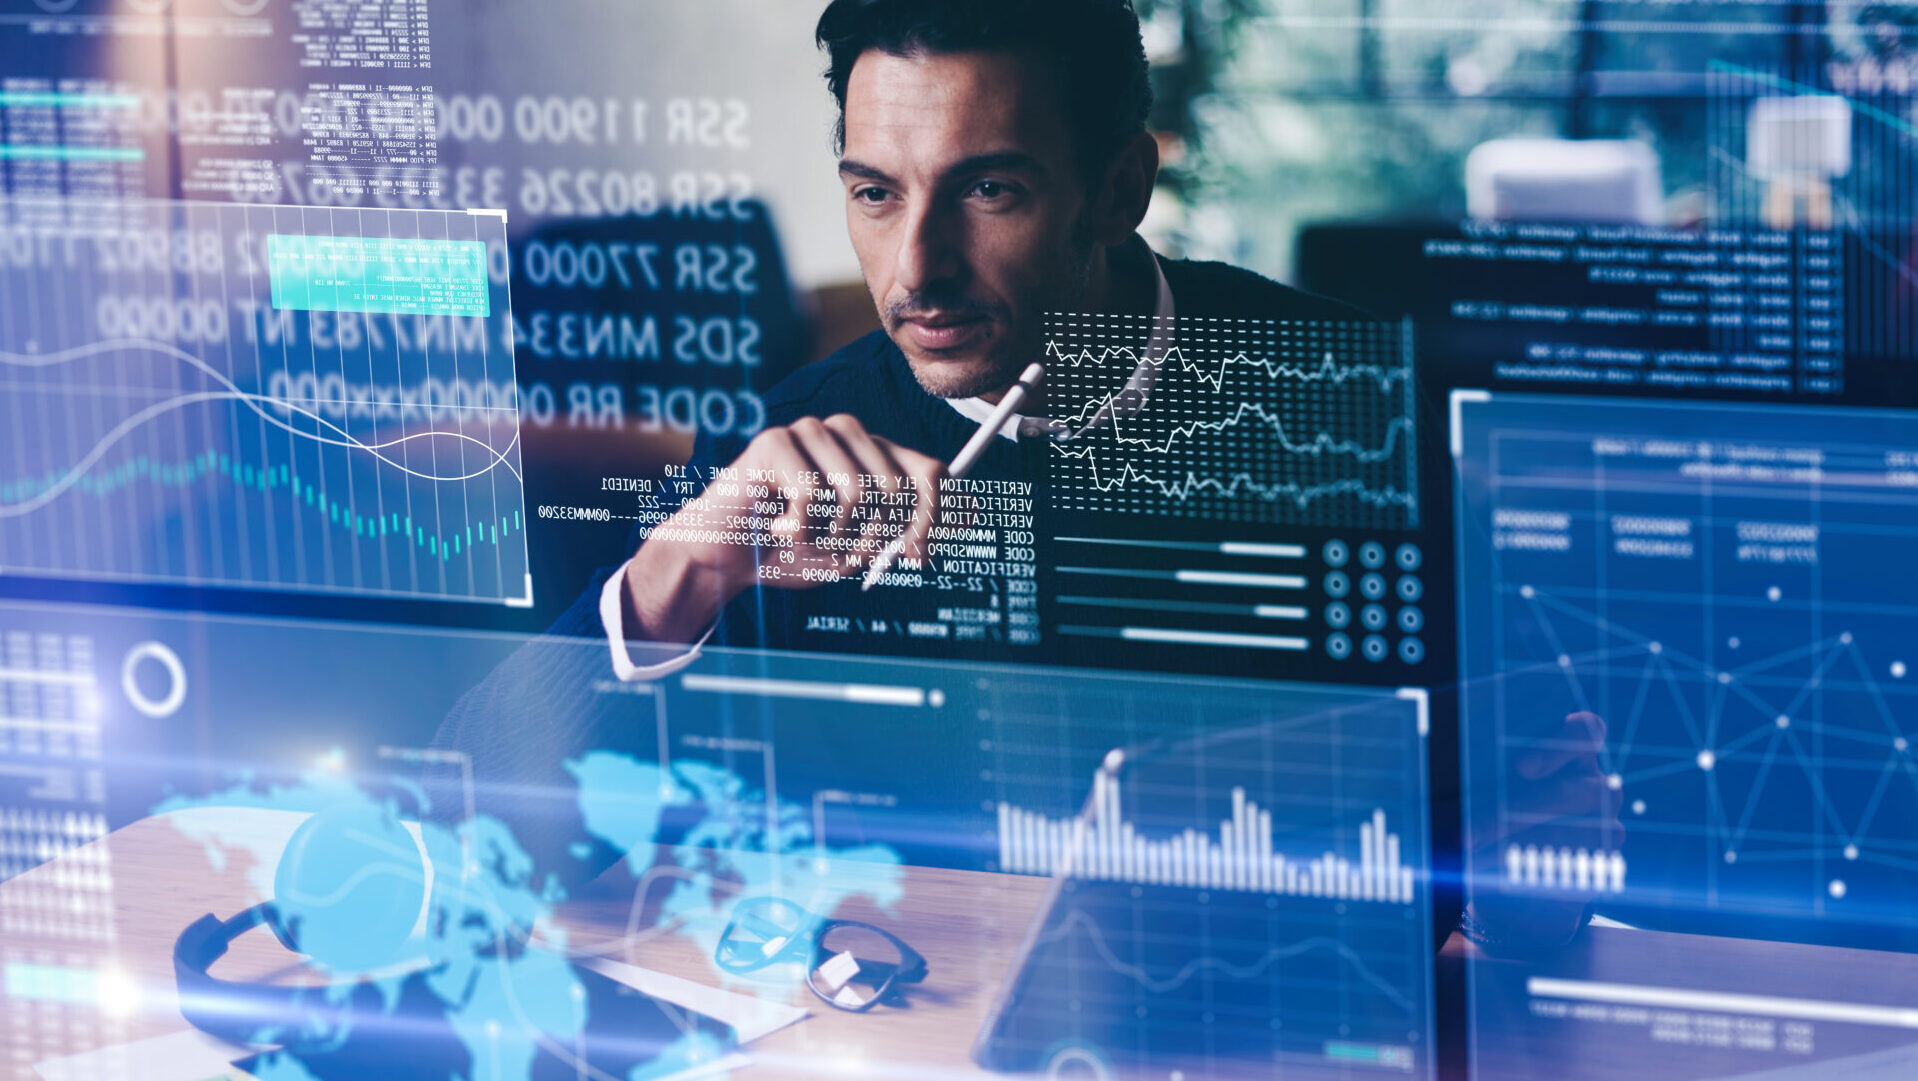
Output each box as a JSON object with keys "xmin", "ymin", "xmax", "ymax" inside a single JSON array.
[
  {"xmin": 1044, "ymin": 1044, "xmax": 1113, "ymax": 1081},
  {"xmin": 1324, "ymin": 571, "xmax": 1350, "ymax": 599},
  {"xmin": 123, "ymin": 641, "xmax": 186, "ymax": 718},
  {"xmin": 1399, "ymin": 606, "xmax": 1425, "ymax": 633},
  {"xmin": 1360, "ymin": 541, "xmax": 1386, "ymax": 569},
  {"xmin": 1397, "ymin": 575, "xmax": 1424, "ymax": 602},
  {"xmin": 1399, "ymin": 637, "xmax": 1426, "ymax": 664},
  {"xmin": 1360, "ymin": 573, "xmax": 1387, "ymax": 600},
  {"xmin": 1362, "ymin": 604, "xmax": 1388, "ymax": 631},
  {"xmin": 1323, "ymin": 539, "xmax": 1350, "ymax": 567},
  {"xmin": 1362, "ymin": 635, "xmax": 1390, "ymax": 662},
  {"xmin": 1396, "ymin": 543, "xmax": 1423, "ymax": 571},
  {"xmin": 1325, "ymin": 602, "xmax": 1351, "ymax": 629},
  {"xmin": 1326, "ymin": 632, "xmax": 1353, "ymax": 660}
]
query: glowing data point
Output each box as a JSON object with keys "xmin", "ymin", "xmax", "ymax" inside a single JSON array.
[
  {"xmin": 1558, "ymin": 654, "xmax": 1572, "ymax": 668},
  {"xmin": 1844, "ymin": 845, "xmax": 1859, "ymax": 861},
  {"xmin": 1716, "ymin": 671, "xmax": 1732, "ymax": 684},
  {"xmin": 1842, "ymin": 632, "xmax": 1854, "ymax": 644},
  {"xmin": 1724, "ymin": 851, "xmax": 1737, "ymax": 864},
  {"xmin": 1777, "ymin": 715, "xmax": 1791, "ymax": 728},
  {"xmin": 1696, "ymin": 750, "xmax": 1716, "ymax": 771},
  {"xmin": 1894, "ymin": 661, "xmax": 1908, "ymax": 679},
  {"xmin": 1767, "ymin": 586, "xmax": 1782, "ymax": 602},
  {"xmin": 1649, "ymin": 641, "xmax": 1663, "ymax": 654},
  {"xmin": 1829, "ymin": 879, "xmax": 1847, "ymax": 899},
  {"xmin": 1631, "ymin": 800, "xmax": 1646, "ymax": 815},
  {"xmin": 1897, "ymin": 738, "xmax": 1910, "ymax": 752},
  {"xmin": 1520, "ymin": 585, "xmax": 1536, "ymax": 599},
  {"xmin": 1607, "ymin": 774, "xmax": 1622, "ymax": 790}
]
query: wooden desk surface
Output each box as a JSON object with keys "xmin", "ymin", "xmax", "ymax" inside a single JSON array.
[
  {"xmin": 5, "ymin": 812, "xmax": 1915, "ymax": 1081},
  {"xmin": 1, "ymin": 811, "xmax": 1057, "ymax": 1081}
]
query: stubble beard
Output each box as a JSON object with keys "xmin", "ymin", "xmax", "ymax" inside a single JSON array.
[{"xmin": 888, "ymin": 216, "xmax": 1098, "ymax": 401}]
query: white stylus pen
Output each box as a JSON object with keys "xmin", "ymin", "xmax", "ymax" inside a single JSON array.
[{"xmin": 861, "ymin": 361, "xmax": 1046, "ymax": 591}]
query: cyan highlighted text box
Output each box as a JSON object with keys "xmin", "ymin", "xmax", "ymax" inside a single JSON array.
[{"xmin": 268, "ymin": 235, "xmax": 490, "ymax": 318}]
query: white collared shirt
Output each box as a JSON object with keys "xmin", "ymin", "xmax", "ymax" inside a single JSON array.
[
  {"xmin": 944, "ymin": 251, "xmax": 1177, "ymax": 441},
  {"xmin": 601, "ymin": 246, "xmax": 1179, "ymax": 682}
]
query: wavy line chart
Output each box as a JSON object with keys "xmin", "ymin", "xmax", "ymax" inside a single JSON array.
[
  {"xmin": 1044, "ymin": 313, "xmax": 1417, "ymax": 528},
  {"xmin": 0, "ymin": 199, "xmax": 530, "ymax": 605},
  {"xmin": 1455, "ymin": 393, "xmax": 1918, "ymax": 931},
  {"xmin": 1032, "ymin": 906, "xmax": 1420, "ymax": 1012},
  {"xmin": 1044, "ymin": 341, "xmax": 1412, "ymax": 396}
]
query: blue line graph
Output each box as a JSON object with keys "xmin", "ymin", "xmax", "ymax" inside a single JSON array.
[
  {"xmin": 0, "ymin": 451, "xmax": 525, "ymax": 562},
  {"xmin": 1032, "ymin": 907, "xmax": 1419, "ymax": 1012},
  {"xmin": 1045, "ymin": 314, "xmax": 1418, "ymax": 528},
  {"xmin": 1456, "ymin": 392, "xmax": 1918, "ymax": 928},
  {"xmin": 0, "ymin": 200, "xmax": 529, "ymax": 605}
]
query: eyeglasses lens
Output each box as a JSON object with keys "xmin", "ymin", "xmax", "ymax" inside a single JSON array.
[
  {"xmin": 809, "ymin": 924, "xmax": 905, "ymax": 1011},
  {"xmin": 717, "ymin": 897, "xmax": 808, "ymax": 972}
]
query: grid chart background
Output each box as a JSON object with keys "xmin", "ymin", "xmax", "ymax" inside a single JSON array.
[
  {"xmin": 1456, "ymin": 393, "xmax": 1918, "ymax": 927},
  {"xmin": 979, "ymin": 678, "xmax": 1434, "ymax": 1076},
  {"xmin": 0, "ymin": 628, "xmax": 118, "ymax": 1081},
  {"xmin": 0, "ymin": 199, "xmax": 529, "ymax": 605},
  {"xmin": 1044, "ymin": 313, "xmax": 1417, "ymax": 529}
]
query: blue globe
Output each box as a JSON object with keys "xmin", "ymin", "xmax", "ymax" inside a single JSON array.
[{"xmin": 273, "ymin": 803, "xmax": 430, "ymax": 974}]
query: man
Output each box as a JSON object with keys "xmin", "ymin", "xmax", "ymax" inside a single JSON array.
[
  {"xmin": 434, "ymin": 0, "xmax": 1617, "ymax": 950},
  {"xmin": 602, "ymin": 0, "xmax": 1369, "ymax": 675}
]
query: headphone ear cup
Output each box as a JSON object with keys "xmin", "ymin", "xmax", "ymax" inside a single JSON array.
[{"xmin": 264, "ymin": 903, "xmax": 302, "ymax": 955}]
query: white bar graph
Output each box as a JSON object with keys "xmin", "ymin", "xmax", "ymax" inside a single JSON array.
[{"xmin": 997, "ymin": 774, "xmax": 1417, "ymax": 903}]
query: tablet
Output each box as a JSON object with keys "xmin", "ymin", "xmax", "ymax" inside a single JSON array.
[{"xmin": 972, "ymin": 709, "xmax": 1438, "ymax": 1078}]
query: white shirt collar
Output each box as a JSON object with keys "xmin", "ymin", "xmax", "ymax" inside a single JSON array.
[{"xmin": 945, "ymin": 243, "xmax": 1176, "ymax": 441}]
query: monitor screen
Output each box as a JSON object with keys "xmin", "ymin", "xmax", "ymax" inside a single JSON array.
[{"xmin": 2, "ymin": 3, "xmax": 1914, "ymax": 1080}]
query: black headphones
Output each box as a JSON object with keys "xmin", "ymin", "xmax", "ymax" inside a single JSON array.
[
  {"xmin": 174, "ymin": 902, "xmax": 335, "ymax": 1049},
  {"xmin": 173, "ymin": 900, "xmax": 503, "ymax": 1071}
]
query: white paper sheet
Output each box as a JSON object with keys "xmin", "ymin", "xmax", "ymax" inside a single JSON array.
[
  {"xmin": 581, "ymin": 956, "xmax": 809, "ymax": 1044},
  {"xmin": 35, "ymin": 1029, "xmax": 254, "ymax": 1081}
]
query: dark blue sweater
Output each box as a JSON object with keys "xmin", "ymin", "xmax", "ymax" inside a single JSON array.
[{"xmin": 430, "ymin": 253, "xmax": 1369, "ymax": 881}]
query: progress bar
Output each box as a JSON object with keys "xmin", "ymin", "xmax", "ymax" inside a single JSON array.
[
  {"xmin": 1058, "ymin": 596, "xmax": 1308, "ymax": 620},
  {"xmin": 1056, "ymin": 537, "xmax": 1307, "ymax": 559},
  {"xmin": 1056, "ymin": 567, "xmax": 1307, "ymax": 590},
  {"xmin": 1060, "ymin": 626, "xmax": 1311, "ymax": 651},
  {"xmin": 1527, "ymin": 978, "xmax": 1918, "ymax": 1029},
  {"xmin": 680, "ymin": 673, "xmax": 932, "ymax": 708}
]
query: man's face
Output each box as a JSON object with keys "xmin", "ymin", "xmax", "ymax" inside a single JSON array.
[{"xmin": 839, "ymin": 49, "xmax": 1099, "ymax": 399}]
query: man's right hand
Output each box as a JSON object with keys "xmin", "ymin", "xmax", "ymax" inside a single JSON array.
[{"xmin": 620, "ymin": 414, "xmax": 946, "ymax": 646}]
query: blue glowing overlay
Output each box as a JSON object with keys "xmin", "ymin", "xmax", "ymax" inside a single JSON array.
[
  {"xmin": 1455, "ymin": 392, "xmax": 1918, "ymax": 932},
  {"xmin": 0, "ymin": 199, "xmax": 529, "ymax": 604}
]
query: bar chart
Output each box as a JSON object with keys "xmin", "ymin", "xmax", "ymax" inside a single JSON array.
[{"xmin": 999, "ymin": 775, "xmax": 1416, "ymax": 902}]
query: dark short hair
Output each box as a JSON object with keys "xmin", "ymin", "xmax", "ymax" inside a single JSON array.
[{"xmin": 816, "ymin": 0, "xmax": 1153, "ymax": 178}]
